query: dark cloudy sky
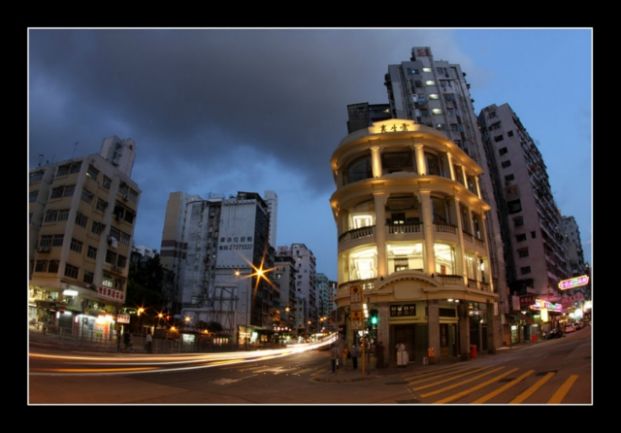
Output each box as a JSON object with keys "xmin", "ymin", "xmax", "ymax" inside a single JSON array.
[{"xmin": 28, "ymin": 28, "xmax": 592, "ymax": 280}]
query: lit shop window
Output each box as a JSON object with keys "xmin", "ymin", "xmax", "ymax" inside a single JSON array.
[
  {"xmin": 351, "ymin": 213, "xmax": 374, "ymax": 229},
  {"xmin": 465, "ymin": 254, "xmax": 477, "ymax": 280},
  {"xmin": 349, "ymin": 247, "xmax": 377, "ymax": 281},
  {"xmin": 434, "ymin": 243, "xmax": 455, "ymax": 275},
  {"xmin": 387, "ymin": 243, "xmax": 423, "ymax": 274}
]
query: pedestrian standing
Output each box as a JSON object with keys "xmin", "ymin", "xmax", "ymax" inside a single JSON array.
[
  {"xmin": 116, "ymin": 327, "xmax": 122, "ymax": 352},
  {"xmin": 350, "ymin": 343, "xmax": 359, "ymax": 370},
  {"xmin": 145, "ymin": 331, "xmax": 153, "ymax": 353},
  {"xmin": 330, "ymin": 343, "xmax": 339, "ymax": 373},
  {"xmin": 375, "ymin": 341, "xmax": 385, "ymax": 368},
  {"xmin": 123, "ymin": 329, "xmax": 132, "ymax": 352}
]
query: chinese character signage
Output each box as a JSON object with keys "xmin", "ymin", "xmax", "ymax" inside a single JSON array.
[
  {"xmin": 97, "ymin": 286, "xmax": 126, "ymax": 302},
  {"xmin": 558, "ymin": 275, "xmax": 589, "ymax": 290}
]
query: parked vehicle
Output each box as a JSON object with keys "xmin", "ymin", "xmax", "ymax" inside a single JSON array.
[
  {"xmin": 545, "ymin": 328, "xmax": 564, "ymax": 339},
  {"xmin": 564, "ymin": 324, "xmax": 576, "ymax": 333}
]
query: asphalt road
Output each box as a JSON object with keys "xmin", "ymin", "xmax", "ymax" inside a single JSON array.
[{"xmin": 29, "ymin": 327, "xmax": 591, "ymax": 404}]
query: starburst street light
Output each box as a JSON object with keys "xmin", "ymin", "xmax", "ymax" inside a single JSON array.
[{"xmin": 240, "ymin": 253, "xmax": 276, "ymax": 290}]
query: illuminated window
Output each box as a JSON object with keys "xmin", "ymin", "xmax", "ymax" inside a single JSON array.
[
  {"xmin": 425, "ymin": 80, "xmax": 435, "ymax": 86},
  {"xmin": 422, "ymin": 67, "xmax": 432, "ymax": 72},
  {"xmin": 429, "ymin": 94, "xmax": 439, "ymax": 99},
  {"xmin": 387, "ymin": 243, "xmax": 423, "ymax": 274},
  {"xmin": 434, "ymin": 243, "xmax": 456, "ymax": 275},
  {"xmin": 351, "ymin": 214, "xmax": 374, "ymax": 229},
  {"xmin": 465, "ymin": 254, "xmax": 477, "ymax": 280},
  {"xmin": 432, "ymin": 108, "xmax": 443, "ymax": 115},
  {"xmin": 349, "ymin": 247, "xmax": 377, "ymax": 281}
]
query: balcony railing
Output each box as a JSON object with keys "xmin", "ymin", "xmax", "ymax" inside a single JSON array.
[
  {"xmin": 480, "ymin": 281, "xmax": 490, "ymax": 291},
  {"xmin": 462, "ymin": 230, "xmax": 474, "ymax": 242},
  {"xmin": 387, "ymin": 223, "xmax": 422, "ymax": 234},
  {"xmin": 434, "ymin": 223, "xmax": 457, "ymax": 234},
  {"xmin": 338, "ymin": 225, "xmax": 375, "ymax": 242},
  {"xmin": 338, "ymin": 278, "xmax": 376, "ymax": 291},
  {"xmin": 467, "ymin": 278, "xmax": 478, "ymax": 289}
]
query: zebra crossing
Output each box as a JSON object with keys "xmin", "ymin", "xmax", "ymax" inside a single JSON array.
[
  {"xmin": 399, "ymin": 363, "xmax": 582, "ymax": 404},
  {"xmin": 216, "ymin": 362, "xmax": 327, "ymax": 383}
]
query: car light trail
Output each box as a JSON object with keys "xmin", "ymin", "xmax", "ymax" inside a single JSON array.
[{"xmin": 30, "ymin": 333, "xmax": 337, "ymax": 376}]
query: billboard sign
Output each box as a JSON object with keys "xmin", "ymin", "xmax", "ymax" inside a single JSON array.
[{"xmin": 558, "ymin": 275, "xmax": 589, "ymax": 290}]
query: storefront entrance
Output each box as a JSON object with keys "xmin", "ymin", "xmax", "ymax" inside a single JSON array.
[
  {"xmin": 390, "ymin": 324, "xmax": 427, "ymax": 365},
  {"xmin": 440, "ymin": 323, "xmax": 458, "ymax": 358}
]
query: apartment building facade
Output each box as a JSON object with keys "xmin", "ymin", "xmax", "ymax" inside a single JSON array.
[{"xmin": 29, "ymin": 136, "xmax": 140, "ymax": 339}]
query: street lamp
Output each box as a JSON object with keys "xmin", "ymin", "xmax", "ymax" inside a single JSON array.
[{"xmin": 136, "ymin": 307, "xmax": 145, "ymax": 333}]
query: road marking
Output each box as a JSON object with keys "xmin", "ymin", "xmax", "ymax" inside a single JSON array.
[
  {"xmin": 213, "ymin": 377, "xmax": 243, "ymax": 385},
  {"xmin": 547, "ymin": 374, "xmax": 579, "ymax": 404},
  {"xmin": 419, "ymin": 366, "xmax": 505, "ymax": 398},
  {"xmin": 434, "ymin": 368, "xmax": 519, "ymax": 404},
  {"xmin": 411, "ymin": 366, "xmax": 490, "ymax": 390},
  {"xmin": 510, "ymin": 372, "xmax": 555, "ymax": 404},
  {"xmin": 472, "ymin": 370, "xmax": 535, "ymax": 403},
  {"xmin": 403, "ymin": 364, "xmax": 472, "ymax": 381}
]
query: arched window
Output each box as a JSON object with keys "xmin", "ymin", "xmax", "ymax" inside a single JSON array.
[
  {"xmin": 425, "ymin": 152, "xmax": 442, "ymax": 176},
  {"xmin": 345, "ymin": 154, "xmax": 372, "ymax": 184},
  {"xmin": 381, "ymin": 148, "xmax": 415, "ymax": 174}
]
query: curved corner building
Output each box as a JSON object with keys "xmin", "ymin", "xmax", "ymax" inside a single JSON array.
[{"xmin": 330, "ymin": 119, "xmax": 500, "ymax": 364}]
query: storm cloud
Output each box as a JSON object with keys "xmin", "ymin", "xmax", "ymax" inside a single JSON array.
[{"xmin": 28, "ymin": 30, "xmax": 472, "ymax": 188}]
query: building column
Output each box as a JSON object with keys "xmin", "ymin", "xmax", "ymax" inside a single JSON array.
[
  {"xmin": 414, "ymin": 143, "xmax": 427, "ymax": 175},
  {"xmin": 447, "ymin": 152, "xmax": 456, "ymax": 181},
  {"xmin": 373, "ymin": 192, "xmax": 388, "ymax": 278},
  {"xmin": 465, "ymin": 205, "xmax": 475, "ymax": 236},
  {"xmin": 377, "ymin": 304, "xmax": 390, "ymax": 365},
  {"xmin": 453, "ymin": 197, "xmax": 468, "ymax": 284},
  {"xmin": 462, "ymin": 167, "xmax": 469, "ymax": 188},
  {"xmin": 371, "ymin": 146, "xmax": 382, "ymax": 178},
  {"xmin": 420, "ymin": 190, "xmax": 435, "ymax": 274},
  {"xmin": 487, "ymin": 301, "xmax": 499, "ymax": 353},
  {"xmin": 335, "ymin": 168, "xmax": 344, "ymax": 188},
  {"xmin": 481, "ymin": 213, "xmax": 494, "ymax": 293},
  {"xmin": 458, "ymin": 301, "xmax": 470, "ymax": 359},
  {"xmin": 339, "ymin": 210, "xmax": 349, "ymax": 236},
  {"xmin": 427, "ymin": 300, "xmax": 440, "ymax": 361},
  {"xmin": 475, "ymin": 176, "xmax": 482, "ymax": 199}
]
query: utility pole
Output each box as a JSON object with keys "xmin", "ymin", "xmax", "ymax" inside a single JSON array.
[{"xmin": 361, "ymin": 336, "xmax": 366, "ymax": 376}]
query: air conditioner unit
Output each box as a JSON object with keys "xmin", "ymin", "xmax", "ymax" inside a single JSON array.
[{"xmin": 107, "ymin": 236, "xmax": 119, "ymax": 248}]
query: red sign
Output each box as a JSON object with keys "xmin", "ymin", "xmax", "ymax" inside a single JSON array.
[
  {"xmin": 519, "ymin": 294, "xmax": 536, "ymax": 309},
  {"xmin": 97, "ymin": 286, "xmax": 125, "ymax": 303}
]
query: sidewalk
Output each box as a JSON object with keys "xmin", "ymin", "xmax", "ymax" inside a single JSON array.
[{"xmin": 312, "ymin": 356, "xmax": 469, "ymax": 383}]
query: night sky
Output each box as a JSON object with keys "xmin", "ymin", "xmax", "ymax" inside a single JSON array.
[{"xmin": 28, "ymin": 28, "xmax": 592, "ymax": 280}]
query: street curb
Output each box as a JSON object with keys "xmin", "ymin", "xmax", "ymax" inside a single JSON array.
[{"xmin": 312, "ymin": 374, "xmax": 379, "ymax": 383}]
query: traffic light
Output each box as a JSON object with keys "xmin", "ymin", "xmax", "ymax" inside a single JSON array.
[{"xmin": 369, "ymin": 309, "xmax": 379, "ymax": 327}]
